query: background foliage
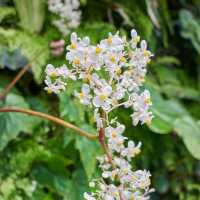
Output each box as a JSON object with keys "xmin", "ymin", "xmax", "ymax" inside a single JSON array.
[{"xmin": 0, "ymin": 0, "xmax": 200, "ymax": 199}]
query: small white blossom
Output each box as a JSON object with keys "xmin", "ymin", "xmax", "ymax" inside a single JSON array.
[
  {"xmin": 84, "ymin": 192, "xmax": 96, "ymax": 200},
  {"xmin": 75, "ymin": 84, "xmax": 91, "ymax": 105},
  {"xmin": 93, "ymin": 86, "xmax": 112, "ymax": 111},
  {"xmin": 121, "ymin": 141, "xmax": 142, "ymax": 160}
]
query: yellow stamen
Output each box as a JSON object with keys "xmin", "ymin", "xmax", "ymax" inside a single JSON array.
[
  {"xmin": 111, "ymin": 132, "xmax": 117, "ymax": 138},
  {"xmin": 145, "ymin": 118, "xmax": 152, "ymax": 125},
  {"xmin": 139, "ymin": 76, "xmax": 145, "ymax": 82},
  {"xmin": 132, "ymin": 148, "xmax": 141, "ymax": 156},
  {"xmin": 74, "ymin": 58, "xmax": 80, "ymax": 65},
  {"xmin": 99, "ymin": 94, "xmax": 107, "ymax": 101},
  {"xmin": 133, "ymin": 36, "xmax": 140, "ymax": 43},
  {"xmin": 110, "ymin": 55, "xmax": 116, "ymax": 63},
  {"xmin": 143, "ymin": 50, "xmax": 150, "ymax": 57},
  {"xmin": 79, "ymin": 92, "xmax": 84, "ymax": 98},
  {"xmin": 144, "ymin": 98, "xmax": 151, "ymax": 104},
  {"xmin": 120, "ymin": 56, "xmax": 126, "ymax": 63},
  {"xmin": 114, "ymin": 191, "xmax": 119, "ymax": 197},
  {"xmin": 107, "ymin": 36, "xmax": 112, "ymax": 45},
  {"xmin": 87, "ymin": 74, "xmax": 92, "ymax": 81},
  {"xmin": 70, "ymin": 42, "xmax": 77, "ymax": 49},
  {"xmin": 95, "ymin": 46, "xmax": 101, "ymax": 54},
  {"xmin": 134, "ymin": 36, "xmax": 140, "ymax": 43},
  {"xmin": 47, "ymin": 89, "xmax": 52, "ymax": 94},
  {"xmin": 50, "ymin": 72, "xmax": 57, "ymax": 79},
  {"xmin": 116, "ymin": 67, "xmax": 122, "ymax": 75}
]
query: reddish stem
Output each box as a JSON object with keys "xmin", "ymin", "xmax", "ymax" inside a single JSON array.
[
  {"xmin": 0, "ymin": 107, "xmax": 98, "ymax": 140},
  {"xmin": 0, "ymin": 49, "xmax": 45, "ymax": 100}
]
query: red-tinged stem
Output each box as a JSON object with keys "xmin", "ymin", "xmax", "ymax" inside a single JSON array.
[
  {"xmin": 98, "ymin": 127, "xmax": 113, "ymax": 163},
  {"xmin": 98, "ymin": 110, "xmax": 115, "ymax": 167},
  {"xmin": 0, "ymin": 49, "xmax": 45, "ymax": 101},
  {"xmin": 0, "ymin": 107, "xmax": 98, "ymax": 140}
]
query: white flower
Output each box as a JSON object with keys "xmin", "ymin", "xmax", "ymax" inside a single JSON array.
[
  {"xmin": 45, "ymin": 64, "xmax": 59, "ymax": 78},
  {"xmin": 131, "ymin": 90, "xmax": 153, "ymax": 125},
  {"xmin": 131, "ymin": 29, "xmax": 140, "ymax": 49},
  {"xmin": 94, "ymin": 109, "xmax": 103, "ymax": 130},
  {"xmin": 100, "ymin": 32, "xmax": 124, "ymax": 51},
  {"xmin": 121, "ymin": 141, "xmax": 142, "ymax": 160},
  {"xmin": 105, "ymin": 124, "xmax": 125, "ymax": 140},
  {"xmin": 58, "ymin": 64, "xmax": 76, "ymax": 80},
  {"xmin": 75, "ymin": 84, "xmax": 91, "ymax": 105},
  {"xmin": 89, "ymin": 181, "xmax": 95, "ymax": 188},
  {"xmin": 93, "ymin": 86, "xmax": 112, "ymax": 111},
  {"xmin": 133, "ymin": 170, "xmax": 151, "ymax": 189},
  {"xmin": 84, "ymin": 192, "xmax": 96, "ymax": 200},
  {"xmin": 44, "ymin": 77, "xmax": 66, "ymax": 94}
]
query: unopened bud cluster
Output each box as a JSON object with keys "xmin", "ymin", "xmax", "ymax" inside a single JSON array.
[{"xmin": 45, "ymin": 29, "xmax": 154, "ymax": 199}]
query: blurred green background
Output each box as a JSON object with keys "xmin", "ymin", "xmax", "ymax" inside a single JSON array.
[{"xmin": 0, "ymin": 0, "xmax": 200, "ymax": 199}]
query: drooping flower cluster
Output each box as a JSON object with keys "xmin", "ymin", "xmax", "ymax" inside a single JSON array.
[
  {"xmin": 48, "ymin": 0, "xmax": 81, "ymax": 36},
  {"xmin": 44, "ymin": 29, "xmax": 154, "ymax": 199}
]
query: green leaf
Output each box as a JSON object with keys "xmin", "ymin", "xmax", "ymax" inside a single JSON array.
[
  {"xmin": 148, "ymin": 87, "xmax": 188, "ymax": 134},
  {"xmin": 64, "ymin": 169, "xmax": 88, "ymax": 200},
  {"xmin": 0, "ymin": 92, "xmax": 40, "ymax": 150},
  {"xmin": 75, "ymin": 125, "xmax": 101, "ymax": 179},
  {"xmin": 174, "ymin": 116, "xmax": 200, "ymax": 160},
  {"xmin": 32, "ymin": 165, "xmax": 68, "ymax": 195},
  {"xmin": 0, "ymin": 28, "xmax": 49, "ymax": 83},
  {"xmin": 179, "ymin": 9, "xmax": 200, "ymax": 54},
  {"xmin": 154, "ymin": 56, "xmax": 180, "ymax": 66},
  {"xmin": 59, "ymin": 92, "xmax": 85, "ymax": 124},
  {"xmin": 76, "ymin": 22, "xmax": 116, "ymax": 43},
  {"xmin": 0, "ymin": 7, "xmax": 16, "ymax": 23},
  {"xmin": 14, "ymin": 0, "xmax": 46, "ymax": 33}
]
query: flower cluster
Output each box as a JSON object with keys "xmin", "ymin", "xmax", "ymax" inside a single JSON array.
[
  {"xmin": 44, "ymin": 29, "xmax": 154, "ymax": 199},
  {"xmin": 45, "ymin": 30, "xmax": 153, "ymax": 126},
  {"xmin": 48, "ymin": 0, "xmax": 81, "ymax": 36},
  {"xmin": 84, "ymin": 123, "xmax": 154, "ymax": 200}
]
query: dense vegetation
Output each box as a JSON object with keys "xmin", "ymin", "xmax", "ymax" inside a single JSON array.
[{"xmin": 0, "ymin": 0, "xmax": 200, "ymax": 199}]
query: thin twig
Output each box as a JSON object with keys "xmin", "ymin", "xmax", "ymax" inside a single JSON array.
[
  {"xmin": 0, "ymin": 49, "xmax": 45, "ymax": 100},
  {"xmin": 0, "ymin": 107, "xmax": 98, "ymax": 140}
]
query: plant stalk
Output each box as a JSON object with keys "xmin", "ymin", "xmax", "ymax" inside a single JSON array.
[
  {"xmin": 0, "ymin": 49, "xmax": 45, "ymax": 100},
  {"xmin": 0, "ymin": 107, "xmax": 98, "ymax": 140}
]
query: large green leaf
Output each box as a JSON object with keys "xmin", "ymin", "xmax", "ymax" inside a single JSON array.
[
  {"xmin": 0, "ymin": 28, "xmax": 49, "ymax": 83},
  {"xmin": 148, "ymin": 86, "xmax": 188, "ymax": 134},
  {"xmin": 179, "ymin": 9, "xmax": 200, "ymax": 54},
  {"xmin": 59, "ymin": 92, "xmax": 85, "ymax": 124},
  {"xmin": 32, "ymin": 165, "xmax": 68, "ymax": 196},
  {"xmin": 64, "ymin": 169, "xmax": 88, "ymax": 200},
  {"xmin": 75, "ymin": 125, "xmax": 101, "ymax": 179},
  {"xmin": 14, "ymin": 0, "xmax": 46, "ymax": 33},
  {"xmin": 0, "ymin": 92, "xmax": 40, "ymax": 150},
  {"xmin": 174, "ymin": 116, "xmax": 200, "ymax": 160},
  {"xmin": 0, "ymin": 7, "xmax": 16, "ymax": 23}
]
